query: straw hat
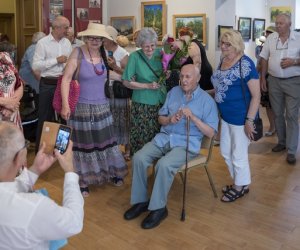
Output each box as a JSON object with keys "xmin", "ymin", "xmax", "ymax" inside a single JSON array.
[
  {"xmin": 265, "ymin": 26, "xmax": 276, "ymax": 33},
  {"xmin": 77, "ymin": 23, "xmax": 113, "ymax": 40},
  {"xmin": 105, "ymin": 25, "xmax": 118, "ymax": 42}
]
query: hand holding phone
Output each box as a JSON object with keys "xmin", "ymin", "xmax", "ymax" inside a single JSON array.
[
  {"xmin": 108, "ymin": 51, "xmax": 113, "ymax": 58},
  {"xmin": 54, "ymin": 125, "xmax": 72, "ymax": 154}
]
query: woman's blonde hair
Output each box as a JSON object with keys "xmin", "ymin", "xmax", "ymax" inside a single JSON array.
[{"xmin": 220, "ymin": 30, "xmax": 245, "ymax": 55}]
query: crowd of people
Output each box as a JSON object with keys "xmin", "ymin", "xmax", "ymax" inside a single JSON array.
[{"xmin": 0, "ymin": 12, "xmax": 299, "ymax": 248}]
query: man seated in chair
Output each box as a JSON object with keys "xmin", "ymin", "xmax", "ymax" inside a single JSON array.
[
  {"xmin": 0, "ymin": 121, "xmax": 84, "ymax": 249},
  {"xmin": 124, "ymin": 64, "xmax": 219, "ymax": 229}
]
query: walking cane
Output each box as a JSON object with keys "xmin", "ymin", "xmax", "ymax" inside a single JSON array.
[{"xmin": 181, "ymin": 116, "xmax": 190, "ymax": 221}]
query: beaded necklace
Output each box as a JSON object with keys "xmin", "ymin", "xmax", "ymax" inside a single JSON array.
[{"xmin": 87, "ymin": 48, "xmax": 105, "ymax": 75}]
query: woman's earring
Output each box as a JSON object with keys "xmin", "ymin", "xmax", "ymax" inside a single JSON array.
[{"xmin": 179, "ymin": 80, "xmax": 181, "ymax": 86}]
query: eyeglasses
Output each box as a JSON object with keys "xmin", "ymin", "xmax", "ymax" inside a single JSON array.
[
  {"xmin": 276, "ymin": 39, "xmax": 288, "ymax": 50},
  {"xmin": 220, "ymin": 41, "xmax": 232, "ymax": 48},
  {"xmin": 142, "ymin": 44, "xmax": 156, "ymax": 50},
  {"xmin": 87, "ymin": 36, "xmax": 103, "ymax": 42}
]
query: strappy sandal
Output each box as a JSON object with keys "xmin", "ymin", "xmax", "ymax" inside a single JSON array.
[
  {"xmin": 221, "ymin": 186, "xmax": 247, "ymax": 202},
  {"xmin": 111, "ymin": 177, "xmax": 124, "ymax": 187},
  {"xmin": 222, "ymin": 185, "xmax": 249, "ymax": 194},
  {"xmin": 80, "ymin": 186, "xmax": 90, "ymax": 197}
]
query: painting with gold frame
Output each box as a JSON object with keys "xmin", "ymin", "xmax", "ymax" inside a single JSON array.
[
  {"xmin": 141, "ymin": 1, "xmax": 166, "ymax": 41},
  {"xmin": 111, "ymin": 16, "xmax": 135, "ymax": 41},
  {"xmin": 173, "ymin": 14, "xmax": 206, "ymax": 44},
  {"xmin": 270, "ymin": 6, "xmax": 291, "ymax": 23}
]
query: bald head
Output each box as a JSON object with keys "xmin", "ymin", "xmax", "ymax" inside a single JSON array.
[
  {"xmin": 180, "ymin": 64, "xmax": 201, "ymax": 94},
  {"xmin": 0, "ymin": 122, "xmax": 25, "ymax": 168},
  {"xmin": 52, "ymin": 16, "xmax": 70, "ymax": 40}
]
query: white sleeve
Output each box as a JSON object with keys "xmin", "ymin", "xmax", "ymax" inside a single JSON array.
[
  {"xmin": 32, "ymin": 41, "xmax": 57, "ymax": 72},
  {"xmin": 28, "ymin": 172, "xmax": 84, "ymax": 240},
  {"xmin": 15, "ymin": 168, "xmax": 39, "ymax": 192}
]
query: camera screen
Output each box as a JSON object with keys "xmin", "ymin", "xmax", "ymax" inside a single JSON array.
[{"xmin": 55, "ymin": 128, "xmax": 71, "ymax": 154}]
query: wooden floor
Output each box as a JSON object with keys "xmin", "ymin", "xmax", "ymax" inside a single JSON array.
[{"xmin": 28, "ymin": 109, "xmax": 300, "ymax": 250}]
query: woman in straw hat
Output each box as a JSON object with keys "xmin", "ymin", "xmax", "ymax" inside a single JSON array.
[{"xmin": 60, "ymin": 23, "xmax": 128, "ymax": 197}]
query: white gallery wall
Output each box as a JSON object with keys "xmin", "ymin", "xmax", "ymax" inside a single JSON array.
[{"xmin": 104, "ymin": 0, "xmax": 299, "ymax": 69}]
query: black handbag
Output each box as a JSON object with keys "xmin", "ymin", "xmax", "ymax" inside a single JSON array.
[
  {"xmin": 240, "ymin": 58, "xmax": 263, "ymax": 141},
  {"xmin": 104, "ymin": 80, "xmax": 132, "ymax": 99}
]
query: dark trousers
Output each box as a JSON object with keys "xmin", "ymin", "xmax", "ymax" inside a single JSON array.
[{"xmin": 35, "ymin": 79, "xmax": 57, "ymax": 153}]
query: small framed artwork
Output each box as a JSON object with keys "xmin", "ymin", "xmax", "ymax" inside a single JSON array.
[
  {"xmin": 111, "ymin": 16, "xmax": 135, "ymax": 41},
  {"xmin": 270, "ymin": 6, "xmax": 291, "ymax": 23},
  {"xmin": 218, "ymin": 25, "xmax": 233, "ymax": 43},
  {"xmin": 238, "ymin": 17, "xmax": 251, "ymax": 40},
  {"xmin": 141, "ymin": 1, "xmax": 166, "ymax": 41},
  {"xmin": 173, "ymin": 14, "xmax": 207, "ymax": 44},
  {"xmin": 252, "ymin": 18, "xmax": 265, "ymax": 41}
]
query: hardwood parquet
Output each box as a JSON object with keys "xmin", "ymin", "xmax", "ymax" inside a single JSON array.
[{"xmin": 27, "ymin": 109, "xmax": 300, "ymax": 250}]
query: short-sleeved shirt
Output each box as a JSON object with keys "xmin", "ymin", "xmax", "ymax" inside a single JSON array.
[
  {"xmin": 260, "ymin": 31, "xmax": 300, "ymax": 78},
  {"xmin": 153, "ymin": 86, "xmax": 219, "ymax": 153},
  {"xmin": 19, "ymin": 44, "xmax": 40, "ymax": 93},
  {"xmin": 211, "ymin": 55, "xmax": 259, "ymax": 126},
  {"xmin": 122, "ymin": 48, "xmax": 165, "ymax": 105}
]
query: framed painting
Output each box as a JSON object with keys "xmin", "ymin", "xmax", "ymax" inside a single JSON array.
[
  {"xmin": 238, "ymin": 17, "xmax": 251, "ymax": 40},
  {"xmin": 173, "ymin": 14, "xmax": 206, "ymax": 44},
  {"xmin": 141, "ymin": 1, "xmax": 166, "ymax": 41},
  {"xmin": 217, "ymin": 25, "xmax": 233, "ymax": 43},
  {"xmin": 111, "ymin": 16, "xmax": 135, "ymax": 40},
  {"xmin": 252, "ymin": 18, "xmax": 265, "ymax": 41},
  {"xmin": 270, "ymin": 6, "xmax": 291, "ymax": 23}
]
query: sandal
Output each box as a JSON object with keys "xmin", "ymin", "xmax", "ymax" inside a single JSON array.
[
  {"xmin": 222, "ymin": 185, "xmax": 249, "ymax": 194},
  {"xmin": 80, "ymin": 186, "xmax": 90, "ymax": 197},
  {"xmin": 111, "ymin": 177, "xmax": 124, "ymax": 187},
  {"xmin": 221, "ymin": 186, "xmax": 247, "ymax": 202}
]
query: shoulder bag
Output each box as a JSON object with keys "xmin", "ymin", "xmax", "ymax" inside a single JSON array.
[
  {"xmin": 240, "ymin": 58, "xmax": 263, "ymax": 141},
  {"xmin": 104, "ymin": 79, "xmax": 132, "ymax": 99},
  {"xmin": 52, "ymin": 47, "xmax": 82, "ymax": 114}
]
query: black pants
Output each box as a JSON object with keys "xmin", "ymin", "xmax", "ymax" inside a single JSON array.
[{"xmin": 35, "ymin": 78, "xmax": 57, "ymax": 153}]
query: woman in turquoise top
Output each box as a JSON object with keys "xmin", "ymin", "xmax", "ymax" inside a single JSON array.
[{"xmin": 122, "ymin": 28, "xmax": 166, "ymax": 154}]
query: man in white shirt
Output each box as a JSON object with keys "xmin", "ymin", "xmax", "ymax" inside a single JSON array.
[
  {"xmin": 260, "ymin": 14, "xmax": 300, "ymax": 165},
  {"xmin": 0, "ymin": 121, "xmax": 84, "ymax": 250},
  {"xmin": 32, "ymin": 16, "xmax": 72, "ymax": 153}
]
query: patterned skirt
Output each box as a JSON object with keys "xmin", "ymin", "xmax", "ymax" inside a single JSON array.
[
  {"xmin": 109, "ymin": 98, "xmax": 130, "ymax": 145},
  {"xmin": 68, "ymin": 102, "xmax": 128, "ymax": 186},
  {"xmin": 130, "ymin": 102, "xmax": 161, "ymax": 154}
]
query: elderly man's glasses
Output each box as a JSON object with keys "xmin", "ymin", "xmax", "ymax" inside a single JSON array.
[
  {"xmin": 276, "ymin": 39, "xmax": 288, "ymax": 50},
  {"xmin": 87, "ymin": 36, "xmax": 103, "ymax": 42},
  {"xmin": 220, "ymin": 41, "xmax": 232, "ymax": 48}
]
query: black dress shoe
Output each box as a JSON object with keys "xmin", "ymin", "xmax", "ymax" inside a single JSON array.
[
  {"xmin": 272, "ymin": 144, "xmax": 286, "ymax": 152},
  {"xmin": 124, "ymin": 202, "xmax": 149, "ymax": 220},
  {"xmin": 141, "ymin": 207, "xmax": 168, "ymax": 229},
  {"xmin": 286, "ymin": 154, "xmax": 296, "ymax": 165}
]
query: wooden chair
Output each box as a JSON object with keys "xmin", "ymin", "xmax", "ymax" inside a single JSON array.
[
  {"xmin": 177, "ymin": 135, "xmax": 218, "ymax": 198},
  {"xmin": 151, "ymin": 135, "xmax": 218, "ymax": 198}
]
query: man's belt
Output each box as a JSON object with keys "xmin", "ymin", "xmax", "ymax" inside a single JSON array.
[
  {"xmin": 41, "ymin": 76, "xmax": 60, "ymax": 85},
  {"xmin": 272, "ymin": 75, "xmax": 300, "ymax": 80}
]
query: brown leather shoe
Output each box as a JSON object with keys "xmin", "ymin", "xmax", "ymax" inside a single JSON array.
[
  {"xmin": 272, "ymin": 144, "xmax": 286, "ymax": 152},
  {"xmin": 286, "ymin": 154, "xmax": 296, "ymax": 165}
]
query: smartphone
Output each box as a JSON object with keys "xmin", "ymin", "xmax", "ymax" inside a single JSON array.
[
  {"xmin": 54, "ymin": 125, "xmax": 72, "ymax": 154},
  {"xmin": 108, "ymin": 51, "xmax": 113, "ymax": 58}
]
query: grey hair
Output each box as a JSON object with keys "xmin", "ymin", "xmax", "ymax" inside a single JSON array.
[
  {"xmin": 135, "ymin": 27, "xmax": 158, "ymax": 47},
  {"xmin": 276, "ymin": 13, "xmax": 292, "ymax": 25},
  {"xmin": 220, "ymin": 30, "xmax": 245, "ymax": 55},
  {"xmin": 52, "ymin": 16, "xmax": 69, "ymax": 29},
  {"xmin": 32, "ymin": 32, "xmax": 46, "ymax": 43},
  {"xmin": 0, "ymin": 121, "xmax": 24, "ymax": 168}
]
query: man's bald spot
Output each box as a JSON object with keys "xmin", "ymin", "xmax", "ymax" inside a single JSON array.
[{"xmin": 181, "ymin": 64, "xmax": 201, "ymax": 81}]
